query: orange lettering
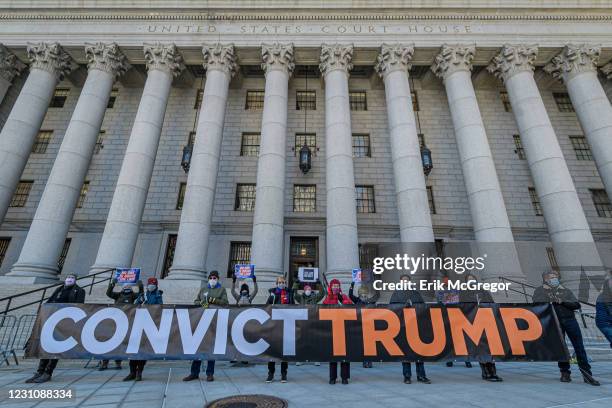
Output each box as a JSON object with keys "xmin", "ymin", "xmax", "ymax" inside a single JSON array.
[
  {"xmin": 361, "ymin": 309, "xmax": 403, "ymax": 356},
  {"xmin": 448, "ymin": 308, "xmax": 504, "ymax": 356},
  {"xmin": 404, "ymin": 308, "xmax": 446, "ymax": 356},
  {"xmin": 499, "ymin": 308, "xmax": 543, "ymax": 355},
  {"xmin": 319, "ymin": 309, "xmax": 358, "ymax": 356}
]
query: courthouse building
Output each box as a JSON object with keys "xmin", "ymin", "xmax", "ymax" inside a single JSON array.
[{"xmin": 1, "ymin": 1, "xmax": 612, "ymax": 292}]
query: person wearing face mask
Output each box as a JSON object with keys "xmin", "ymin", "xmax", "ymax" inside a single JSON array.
[
  {"xmin": 348, "ymin": 281, "xmax": 379, "ymax": 368},
  {"xmin": 323, "ymin": 278, "xmax": 353, "ymax": 384},
  {"xmin": 459, "ymin": 273, "xmax": 502, "ymax": 382},
  {"xmin": 100, "ymin": 277, "xmax": 144, "ymax": 371},
  {"xmin": 265, "ymin": 276, "xmax": 294, "ymax": 382},
  {"xmin": 122, "ymin": 277, "xmax": 164, "ymax": 382},
  {"xmin": 25, "ymin": 273, "xmax": 86, "ymax": 384},
  {"xmin": 390, "ymin": 274, "xmax": 431, "ymax": 384},
  {"xmin": 533, "ymin": 270, "xmax": 600, "ymax": 386},
  {"xmin": 595, "ymin": 272, "xmax": 612, "ymax": 347},
  {"xmin": 231, "ymin": 275, "xmax": 258, "ymax": 306},
  {"xmin": 183, "ymin": 270, "xmax": 228, "ymax": 382}
]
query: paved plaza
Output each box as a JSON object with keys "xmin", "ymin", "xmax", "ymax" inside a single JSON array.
[{"xmin": 0, "ymin": 359, "xmax": 610, "ymax": 408}]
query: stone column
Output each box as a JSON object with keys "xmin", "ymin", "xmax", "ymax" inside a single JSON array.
[
  {"xmin": 545, "ymin": 45, "xmax": 612, "ymax": 199},
  {"xmin": 601, "ymin": 63, "xmax": 612, "ymax": 103},
  {"xmin": 488, "ymin": 45, "xmax": 603, "ymax": 283},
  {"xmin": 375, "ymin": 44, "xmax": 434, "ymax": 243},
  {"xmin": 8, "ymin": 43, "xmax": 129, "ymax": 283},
  {"xmin": 167, "ymin": 44, "xmax": 237, "ymax": 280},
  {"xmin": 91, "ymin": 44, "xmax": 184, "ymax": 274},
  {"xmin": 250, "ymin": 43, "xmax": 294, "ymax": 282},
  {"xmin": 320, "ymin": 44, "xmax": 360, "ymax": 281},
  {"xmin": 0, "ymin": 44, "xmax": 24, "ymax": 103},
  {"xmin": 432, "ymin": 44, "xmax": 522, "ymax": 281},
  {"xmin": 0, "ymin": 42, "xmax": 73, "ymax": 225}
]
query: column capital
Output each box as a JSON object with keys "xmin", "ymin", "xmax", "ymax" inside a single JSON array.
[
  {"xmin": 143, "ymin": 43, "xmax": 185, "ymax": 77},
  {"xmin": 26, "ymin": 42, "xmax": 75, "ymax": 81},
  {"xmin": 0, "ymin": 44, "xmax": 25, "ymax": 83},
  {"xmin": 85, "ymin": 42, "xmax": 131, "ymax": 79},
  {"xmin": 544, "ymin": 44, "xmax": 601, "ymax": 82},
  {"xmin": 431, "ymin": 44, "xmax": 475, "ymax": 79},
  {"xmin": 319, "ymin": 43, "xmax": 353, "ymax": 76},
  {"xmin": 261, "ymin": 43, "xmax": 295, "ymax": 76},
  {"xmin": 374, "ymin": 43, "xmax": 414, "ymax": 78},
  {"xmin": 487, "ymin": 44, "xmax": 538, "ymax": 81},
  {"xmin": 602, "ymin": 62, "xmax": 612, "ymax": 79},
  {"xmin": 202, "ymin": 43, "xmax": 237, "ymax": 77}
]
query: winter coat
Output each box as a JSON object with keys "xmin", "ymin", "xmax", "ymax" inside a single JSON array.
[
  {"xmin": 107, "ymin": 280, "xmax": 143, "ymax": 305},
  {"xmin": 141, "ymin": 289, "xmax": 164, "ymax": 305},
  {"xmin": 595, "ymin": 290, "xmax": 612, "ymax": 345},
  {"xmin": 322, "ymin": 279, "xmax": 353, "ymax": 305},
  {"xmin": 266, "ymin": 287, "xmax": 295, "ymax": 304},
  {"xmin": 48, "ymin": 284, "xmax": 86, "ymax": 304},
  {"xmin": 348, "ymin": 285, "xmax": 379, "ymax": 305},
  {"xmin": 389, "ymin": 289, "xmax": 424, "ymax": 306},
  {"xmin": 231, "ymin": 279, "xmax": 258, "ymax": 305},
  {"xmin": 195, "ymin": 283, "xmax": 229, "ymax": 306},
  {"xmin": 532, "ymin": 284, "xmax": 580, "ymax": 320},
  {"xmin": 293, "ymin": 282, "xmax": 325, "ymax": 305}
]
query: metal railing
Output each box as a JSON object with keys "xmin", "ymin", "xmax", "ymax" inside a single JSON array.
[
  {"xmin": 0, "ymin": 314, "xmax": 37, "ymax": 367},
  {"xmin": 0, "ymin": 268, "xmax": 115, "ymax": 316},
  {"xmin": 499, "ymin": 276, "xmax": 596, "ymax": 307}
]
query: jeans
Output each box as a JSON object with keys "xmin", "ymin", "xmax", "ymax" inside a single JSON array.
[
  {"xmin": 329, "ymin": 362, "xmax": 350, "ymax": 380},
  {"xmin": 268, "ymin": 361, "xmax": 288, "ymax": 376},
  {"xmin": 37, "ymin": 359, "xmax": 58, "ymax": 375},
  {"xmin": 402, "ymin": 361, "xmax": 426, "ymax": 379},
  {"xmin": 558, "ymin": 317, "xmax": 591, "ymax": 375},
  {"xmin": 190, "ymin": 360, "xmax": 215, "ymax": 377}
]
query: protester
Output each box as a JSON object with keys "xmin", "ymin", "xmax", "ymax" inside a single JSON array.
[
  {"xmin": 324, "ymin": 278, "xmax": 353, "ymax": 384},
  {"xmin": 595, "ymin": 272, "xmax": 612, "ymax": 347},
  {"xmin": 265, "ymin": 276, "xmax": 294, "ymax": 382},
  {"xmin": 25, "ymin": 273, "xmax": 85, "ymax": 384},
  {"xmin": 183, "ymin": 270, "xmax": 228, "ymax": 382},
  {"xmin": 101, "ymin": 277, "xmax": 144, "ymax": 371},
  {"xmin": 231, "ymin": 275, "xmax": 258, "ymax": 305},
  {"xmin": 459, "ymin": 273, "xmax": 502, "ymax": 382},
  {"xmin": 389, "ymin": 274, "xmax": 431, "ymax": 384},
  {"xmin": 349, "ymin": 281, "xmax": 379, "ymax": 368},
  {"xmin": 293, "ymin": 280, "xmax": 324, "ymax": 366},
  {"xmin": 436, "ymin": 276, "xmax": 471, "ymax": 368},
  {"xmin": 533, "ymin": 270, "xmax": 600, "ymax": 386},
  {"xmin": 123, "ymin": 277, "xmax": 163, "ymax": 382}
]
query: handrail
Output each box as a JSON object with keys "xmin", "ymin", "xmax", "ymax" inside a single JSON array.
[
  {"xmin": 0, "ymin": 268, "xmax": 115, "ymax": 315},
  {"xmin": 499, "ymin": 276, "xmax": 596, "ymax": 308}
]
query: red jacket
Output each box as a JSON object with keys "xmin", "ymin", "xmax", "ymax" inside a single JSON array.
[{"xmin": 323, "ymin": 279, "xmax": 353, "ymax": 305}]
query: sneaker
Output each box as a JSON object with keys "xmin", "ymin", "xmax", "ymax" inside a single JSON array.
[
  {"xmin": 560, "ymin": 372, "xmax": 572, "ymax": 383},
  {"xmin": 403, "ymin": 377, "xmax": 411, "ymax": 384},
  {"xmin": 206, "ymin": 375, "xmax": 214, "ymax": 382},
  {"xmin": 295, "ymin": 362, "xmax": 302, "ymax": 366},
  {"xmin": 266, "ymin": 373, "xmax": 274, "ymax": 383},
  {"xmin": 281, "ymin": 374, "xmax": 287, "ymax": 383},
  {"xmin": 417, "ymin": 376, "xmax": 432, "ymax": 384},
  {"xmin": 182, "ymin": 374, "xmax": 199, "ymax": 382},
  {"xmin": 32, "ymin": 373, "xmax": 51, "ymax": 384},
  {"xmin": 315, "ymin": 362, "xmax": 321, "ymax": 366},
  {"xmin": 341, "ymin": 378, "xmax": 349, "ymax": 385},
  {"xmin": 25, "ymin": 373, "xmax": 42, "ymax": 383},
  {"xmin": 122, "ymin": 373, "xmax": 136, "ymax": 382}
]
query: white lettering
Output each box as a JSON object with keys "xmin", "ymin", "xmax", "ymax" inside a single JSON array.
[{"xmin": 41, "ymin": 307, "xmax": 86, "ymax": 353}]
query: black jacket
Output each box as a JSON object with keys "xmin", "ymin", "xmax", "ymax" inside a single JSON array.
[
  {"xmin": 533, "ymin": 285, "xmax": 580, "ymax": 319},
  {"xmin": 389, "ymin": 289, "xmax": 424, "ymax": 306},
  {"xmin": 47, "ymin": 284, "xmax": 86, "ymax": 304},
  {"xmin": 266, "ymin": 287, "xmax": 295, "ymax": 304}
]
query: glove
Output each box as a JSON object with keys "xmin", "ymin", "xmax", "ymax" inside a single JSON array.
[
  {"xmin": 252, "ymin": 276, "xmax": 257, "ymax": 283},
  {"xmin": 208, "ymin": 297, "xmax": 216, "ymax": 304},
  {"xmin": 350, "ymin": 282, "xmax": 355, "ymax": 288},
  {"xmin": 232, "ymin": 276, "xmax": 237, "ymax": 283}
]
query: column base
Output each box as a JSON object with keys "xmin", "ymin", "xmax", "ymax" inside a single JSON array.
[
  {"xmin": 166, "ymin": 265, "xmax": 207, "ymax": 280},
  {"xmin": 5, "ymin": 262, "xmax": 59, "ymax": 284}
]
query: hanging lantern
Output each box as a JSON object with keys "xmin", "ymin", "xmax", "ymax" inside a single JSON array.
[
  {"xmin": 181, "ymin": 144, "xmax": 193, "ymax": 173},
  {"xmin": 299, "ymin": 143, "xmax": 312, "ymax": 174},
  {"xmin": 421, "ymin": 144, "xmax": 433, "ymax": 176}
]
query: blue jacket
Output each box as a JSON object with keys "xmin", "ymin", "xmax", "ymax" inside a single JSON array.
[{"xmin": 140, "ymin": 289, "xmax": 164, "ymax": 305}]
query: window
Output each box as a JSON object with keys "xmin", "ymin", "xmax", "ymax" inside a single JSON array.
[
  {"xmin": 32, "ymin": 130, "xmax": 53, "ymax": 154},
  {"xmin": 411, "ymin": 91, "xmax": 419, "ymax": 112},
  {"xmin": 418, "ymin": 133, "xmax": 425, "ymax": 148},
  {"xmin": 0, "ymin": 237, "xmax": 10, "ymax": 268},
  {"xmin": 296, "ymin": 90, "xmax": 316, "ymax": 110},
  {"xmin": 228, "ymin": 242, "xmax": 251, "ymax": 278},
  {"xmin": 240, "ymin": 133, "xmax": 260, "ymax": 157},
  {"xmin": 500, "ymin": 91, "xmax": 511, "ymax": 112},
  {"xmin": 58, "ymin": 238, "xmax": 71, "ymax": 273},
  {"xmin": 528, "ymin": 187, "xmax": 543, "ymax": 216},
  {"xmin": 570, "ymin": 135, "xmax": 592, "ymax": 161},
  {"xmin": 95, "ymin": 130, "xmax": 105, "ymax": 154},
  {"xmin": 352, "ymin": 133, "xmax": 371, "ymax": 157},
  {"xmin": 590, "ymin": 189, "xmax": 612, "ymax": 218},
  {"xmin": 359, "ymin": 244, "xmax": 379, "ymax": 273},
  {"xmin": 161, "ymin": 234, "xmax": 177, "ymax": 279},
  {"xmin": 245, "ymin": 90, "xmax": 265, "ymax": 110},
  {"xmin": 10, "ymin": 181, "xmax": 33, "ymax": 207},
  {"xmin": 176, "ymin": 183, "xmax": 186, "ymax": 210},
  {"xmin": 427, "ymin": 186, "xmax": 436, "ymax": 214},
  {"xmin": 513, "ymin": 135, "xmax": 525, "ymax": 160},
  {"xmin": 107, "ymin": 88, "xmax": 118, "ymax": 109},
  {"xmin": 295, "ymin": 133, "xmax": 316, "ymax": 156},
  {"xmin": 553, "ymin": 92, "xmax": 574, "ymax": 112},
  {"xmin": 194, "ymin": 89, "xmax": 204, "ymax": 110},
  {"xmin": 546, "ymin": 247, "xmax": 559, "ymax": 272},
  {"xmin": 356, "ymin": 185, "xmax": 376, "ymax": 213},
  {"xmin": 77, "ymin": 181, "xmax": 89, "ymax": 208},
  {"xmin": 293, "ymin": 185, "xmax": 316, "ymax": 212},
  {"xmin": 235, "ymin": 184, "xmax": 256, "ymax": 211},
  {"xmin": 50, "ymin": 88, "xmax": 69, "ymax": 108},
  {"xmin": 349, "ymin": 91, "xmax": 367, "ymax": 111}
]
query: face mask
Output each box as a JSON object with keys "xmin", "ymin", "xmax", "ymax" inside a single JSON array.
[
  {"xmin": 209, "ymin": 279, "xmax": 218, "ymax": 287},
  {"xmin": 304, "ymin": 289, "xmax": 312, "ymax": 296},
  {"xmin": 332, "ymin": 286, "xmax": 340, "ymax": 295},
  {"xmin": 65, "ymin": 277, "xmax": 76, "ymax": 286},
  {"xmin": 359, "ymin": 295, "xmax": 368, "ymax": 302},
  {"xmin": 147, "ymin": 284, "xmax": 157, "ymax": 292},
  {"xmin": 277, "ymin": 283, "xmax": 286, "ymax": 289},
  {"xmin": 547, "ymin": 278, "xmax": 560, "ymax": 287}
]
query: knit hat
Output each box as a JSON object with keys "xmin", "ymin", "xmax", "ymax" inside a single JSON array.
[
  {"xmin": 208, "ymin": 270, "xmax": 220, "ymax": 279},
  {"xmin": 148, "ymin": 277, "xmax": 158, "ymax": 285},
  {"xmin": 303, "ymin": 284, "xmax": 312, "ymax": 291},
  {"xmin": 240, "ymin": 283, "xmax": 249, "ymax": 293}
]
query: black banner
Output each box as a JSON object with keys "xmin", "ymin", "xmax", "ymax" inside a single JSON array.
[{"xmin": 26, "ymin": 303, "xmax": 569, "ymax": 362}]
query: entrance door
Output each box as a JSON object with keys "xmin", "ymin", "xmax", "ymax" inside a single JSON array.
[{"xmin": 289, "ymin": 237, "xmax": 318, "ymax": 286}]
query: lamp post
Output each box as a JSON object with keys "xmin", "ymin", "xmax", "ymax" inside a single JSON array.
[
  {"xmin": 299, "ymin": 143, "xmax": 312, "ymax": 174},
  {"xmin": 181, "ymin": 144, "xmax": 192, "ymax": 173},
  {"xmin": 421, "ymin": 144, "xmax": 433, "ymax": 176}
]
